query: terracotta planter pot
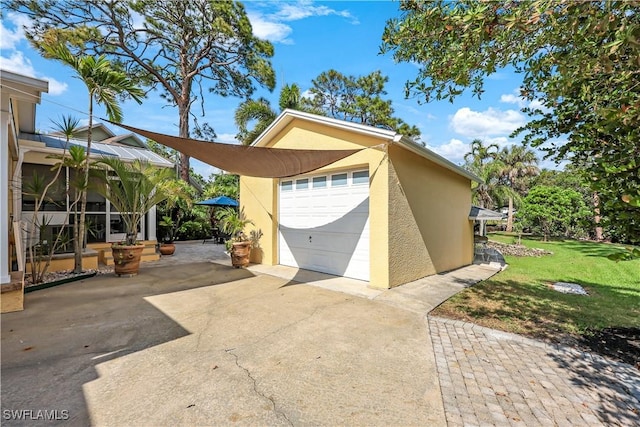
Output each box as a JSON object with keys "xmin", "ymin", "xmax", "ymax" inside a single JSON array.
[
  {"xmin": 231, "ymin": 241, "xmax": 251, "ymax": 268},
  {"xmin": 111, "ymin": 244, "xmax": 144, "ymax": 276},
  {"xmin": 159, "ymin": 243, "xmax": 175, "ymax": 256}
]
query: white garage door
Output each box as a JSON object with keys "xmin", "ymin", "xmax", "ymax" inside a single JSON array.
[{"xmin": 279, "ymin": 169, "xmax": 370, "ymax": 281}]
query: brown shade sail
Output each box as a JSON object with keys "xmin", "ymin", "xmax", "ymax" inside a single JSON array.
[{"xmin": 107, "ymin": 121, "xmax": 363, "ymax": 178}]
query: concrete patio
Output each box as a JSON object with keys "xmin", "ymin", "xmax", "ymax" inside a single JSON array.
[{"xmin": 1, "ymin": 242, "xmax": 638, "ymax": 426}]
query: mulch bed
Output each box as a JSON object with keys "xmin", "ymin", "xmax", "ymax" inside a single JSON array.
[
  {"xmin": 487, "ymin": 240, "xmax": 637, "ymax": 369},
  {"xmin": 25, "ymin": 266, "xmax": 114, "ymax": 288},
  {"xmin": 579, "ymin": 327, "xmax": 640, "ymax": 369},
  {"xmin": 487, "ymin": 241, "xmax": 552, "ymax": 257}
]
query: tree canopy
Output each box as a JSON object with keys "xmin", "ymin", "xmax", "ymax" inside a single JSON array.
[
  {"xmin": 302, "ymin": 69, "xmax": 421, "ymax": 141},
  {"xmin": 43, "ymin": 43, "xmax": 143, "ymax": 272},
  {"xmin": 381, "ymin": 0, "xmax": 640, "ymax": 243},
  {"xmin": 234, "ymin": 84, "xmax": 306, "ymax": 146},
  {"xmin": 11, "ymin": 0, "xmax": 276, "ymax": 181},
  {"xmin": 520, "ymin": 186, "xmax": 590, "ymax": 241}
]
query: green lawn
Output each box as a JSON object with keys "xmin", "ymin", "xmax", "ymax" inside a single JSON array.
[{"xmin": 432, "ymin": 234, "xmax": 640, "ymax": 340}]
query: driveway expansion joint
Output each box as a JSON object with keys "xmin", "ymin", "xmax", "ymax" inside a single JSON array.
[{"xmin": 224, "ymin": 348, "xmax": 293, "ymax": 426}]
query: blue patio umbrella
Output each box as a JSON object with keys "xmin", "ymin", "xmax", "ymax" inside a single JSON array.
[
  {"xmin": 195, "ymin": 195, "xmax": 239, "ymax": 207},
  {"xmin": 197, "ymin": 196, "xmax": 238, "ymax": 243}
]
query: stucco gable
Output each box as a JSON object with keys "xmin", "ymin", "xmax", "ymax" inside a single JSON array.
[{"xmin": 253, "ymin": 109, "xmax": 481, "ymax": 183}]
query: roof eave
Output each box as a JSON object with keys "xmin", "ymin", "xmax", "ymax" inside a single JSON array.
[
  {"xmin": 396, "ymin": 136, "xmax": 482, "ymax": 183},
  {"xmin": 253, "ymin": 109, "xmax": 398, "ymax": 147},
  {"xmin": 0, "ymin": 69, "xmax": 49, "ymax": 93},
  {"xmin": 252, "ymin": 110, "xmax": 481, "ymax": 183}
]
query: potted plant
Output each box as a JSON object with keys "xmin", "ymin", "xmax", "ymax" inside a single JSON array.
[
  {"xmin": 216, "ymin": 208, "xmax": 257, "ymax": 268},
  {"xmin": 94, "ymin": 158, "xmax": 178, "ymax": 276},
  {"xmin": 158, "ymin": 215, "xmax": 177, "ymax": 255},
  {"xmin": 157, "ymin": 179, "xmax": 193, "ymax": 256}
]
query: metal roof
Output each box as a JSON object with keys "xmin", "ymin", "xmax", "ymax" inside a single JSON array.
[
  {"xmin": 469, "ymin": 206, "xmax": 504, "ymax": 220},
  {"xmin": 20, "ymin": 132, "xmax": 173, "ymax": 167}
]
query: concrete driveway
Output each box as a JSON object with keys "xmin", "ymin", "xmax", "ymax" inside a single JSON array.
[{"xmin": 1, "ymin": 262, "xmax": 444, "ymax": 426}]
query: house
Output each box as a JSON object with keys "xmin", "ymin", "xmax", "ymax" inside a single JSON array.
[
  {"xmin": 1, "ymin": 69, "xmax": 174, "ymax": 308},
  {"xmin": 52, "ymin": 122, "xmax": 147, "ymax": 148},
  {"xmin": 241, "ymin": 110, "xmax": 482, "ymax": 290},
  {"xmin": 1, "ymin": 70, "xmax": 49, "ymax": 312}
]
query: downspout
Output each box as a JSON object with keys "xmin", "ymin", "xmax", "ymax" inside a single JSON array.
[{"xmin": 12, "ymin": 148, "xmax": 27, "ymax": 225}]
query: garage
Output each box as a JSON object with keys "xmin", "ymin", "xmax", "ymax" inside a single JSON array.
[
  {"xmin": 278, "ymin": 169, "xmax": 370, "ymax": 281},
  {"xmin": 241, "ymin": 110, "xmax": 480, "ymax": 289}
]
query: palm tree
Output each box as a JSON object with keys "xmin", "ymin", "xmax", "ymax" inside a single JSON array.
[
  {"xmin": 50, "ymin": 115, "xmax": 80, "ymax": 142},
  {"xmin": 470, "ymin": 160, "xmax": 515, "ymax": 210},
  {"xmin": 43, "ymin": 43, "xmax": 144, "ymax": 273},
  {"xmin": 464, "ymin": 139, "xmax": 501, "ymax": 209},
  {"xmin": 235, "ymin": 83, "xmax": 308, "ymax": 145},
  {"xmin": 498, "ymin": 145, "xmax": 540, "ymax": 232},
  {"xmin": 234, "ymin": 97, "xmax": 277, "ymax": 146},
  {"xmin": 279, "ymin": 83, "xmax": 302, "ymax": 111},
  {"xmin": 464, "ymin": 139, "xmax": 499, "ymax": 173},
  {"xmin": 50, "ymin": 114, "xmax": 81, "ymax": 232},
  {"xmin": 93, "ymin": 158, "xmax": 178, "ymax": 246}
]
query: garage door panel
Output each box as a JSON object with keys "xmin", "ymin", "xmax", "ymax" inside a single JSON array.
[
  {"xmin": 280, "ymin": 228, "xmax": 365, "ymax": 254},
  {"xmin": 279, "ymin": 170, "xmax": 370, "ymax": 281}
]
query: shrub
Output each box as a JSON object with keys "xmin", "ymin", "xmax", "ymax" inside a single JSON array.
[{"xmin": 177, "ymin": 220, "xmax": 211, "ymax": 241}]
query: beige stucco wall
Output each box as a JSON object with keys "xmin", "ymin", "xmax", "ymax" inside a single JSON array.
[
  {"xmin": 241, "ymin": 176, "xmax": 278, "ymax": 265},
  {"xmin": 241, "ymin": 118, "xmax": 473, "ymax": 289},
  {"xmin": 388, "ymin": 144, "xmax": 473, "ymax": 285},
  {"xmin": 240, "ymin": 118, "xmax": 391, "ymax": 288}
]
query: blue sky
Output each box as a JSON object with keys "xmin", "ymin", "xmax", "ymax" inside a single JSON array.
[{"xmin": 1, "ymin": 1, "xmax": 563, "ymax": 178}]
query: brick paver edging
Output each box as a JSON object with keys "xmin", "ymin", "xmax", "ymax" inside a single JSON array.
[{"xmin": 428, "ymin": 316, "xmax": 640, "ymax": 427}]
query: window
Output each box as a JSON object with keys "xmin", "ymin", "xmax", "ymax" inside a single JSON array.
[
  {"xmin": 296, "ymin": 179, "xmax": 309, "ymax": 189},
  {"xmin": 331, "ymin": 173, "xmax": 348, "ymax": 187},
  {"xmin": 86, "ymin": 214, "xmax": 107, "ymax": 243},
  {"xmin": 69, "ymin": 214, "xmax": 107, "ymax": 244},
  {"xmin": 352, "ymin": 170, "xmax": 369, "ymax": 185},
  {"xmin": 70, "ymin": 169, "xmax": 106, "ymax": 212},
  {"xmin": 109, "ymin": 214, "xmax": 140, "ymax": 235},
  {"xmin": 21, "ymin": 163, "xmax": 67, "ymax": 211},
  {"xmin": 312, "ymin": 176, "xmax": 327, "ymax": 188},
  {"xmin": 41, "ymin": 225, "xmax": 74, "ymax": 254},
  {"xmin": 281, "ymin": 181, "xmax": 293, "ymax": 191}
]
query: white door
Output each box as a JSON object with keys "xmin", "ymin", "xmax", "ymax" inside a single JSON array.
[{"xmin": 278, "ymin": 170, "xmax": 370, "ymax": 281}]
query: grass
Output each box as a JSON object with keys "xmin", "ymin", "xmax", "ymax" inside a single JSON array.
[{"xmin": 432, "ymin": 233, "xmax": 640, "ymax": 340}]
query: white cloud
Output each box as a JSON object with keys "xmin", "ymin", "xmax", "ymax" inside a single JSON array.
[
  {"xmin": 0, "ymin": 12, "xmax": 29, "ymax": 50},
  {"xmin": 427, "ymin": 138, "xmax": 469, "ymax": 165},
  {"xmin": 249, "ymin": 13, "xmax": 293, "ymax": 44},
  {"xmin": 0, "ymin": 50, "xmax": 36, "ymax": 76},
  {"xmin": 450, "ymin": 107, "xmax": 525, "ymax": 138},
  {"xmin": 0, "ymin": 51, "xmax": 69, "ymax": 94},
  {"xmin": 274, "ymin": 3, "xmax": 358, "ymax": 24},
  {"xmin": 500, "ymin": 93, "xmax": 527, "ymax": 108},
  {"xmin": 0, "ymin": 51, "xmax": 68, "ymax": 95},
  {"xmin": 539, "ymin": 157, "xmax": 568, "ymax": 171},
  {"xmin": 249, "ymin": 2, "xmax": 358, "ymax": 43},
  {"xmin": 215, "ymin": 132, "xmax": 239, "ymax": 145},
  {"xmin": 500, "ymin": 89, "xmax": 550, "ymax": 113},
  {"xmin": 46, "ymin": 78, "xmax": 68, "ymax": 95},
  {"xmin": 528, "ymin": 99, "xmax": 548, "ymax": 111}
]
